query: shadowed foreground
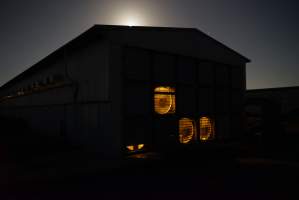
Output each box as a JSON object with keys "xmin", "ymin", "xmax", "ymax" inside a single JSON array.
[
  {"xmin": 1, "ymin": 141, "xmax": 299, "ymax": 200},
  {"xmin": 0, "ymin": 117, "xmax": 299, "ymax": 199}
]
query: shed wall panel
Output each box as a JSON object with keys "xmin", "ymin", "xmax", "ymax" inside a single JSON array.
[
  {"xmin": 124, "ymin": 48, "xmax": 151, "ymax": 81},
  {"xmin": 178, "ymin": 86, "xmax": 197, "ymax": 116},
  {"xmin": 177, "ymin": 58, "xmax": 197, "ymax": 84},
  {"xmin": 153, "ymin": 54, "xmax": 175, "ymax": 83},
  {"xmin": 104, "ymin": 29, "xmax": 248, "ymax": 66},
  {"xmin": 198, "ymin": 87, "xmax": 214, "ymax": 114},
  {"xmin": 125, "ymin": 83, "xmax": 151, "ymax": 115},
  {"xmin": 198, "ymin": 62, "xmax": 214, "ymax": 86},
  {"xmin": 68, "ymin": 40, "xmax": 110, "ymax": 102}
]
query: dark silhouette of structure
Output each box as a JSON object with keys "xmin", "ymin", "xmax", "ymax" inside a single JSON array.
[
  {"xmin": 0, "ymin": 25, "xmax": 250, "ymax": 158},
  {"xmin": 246, "ymin": 87, "xmax": 299, "ymax": 154},
  {"xmin": 246, "ymin": 86, "xmax": 299, "ymax": 135}
]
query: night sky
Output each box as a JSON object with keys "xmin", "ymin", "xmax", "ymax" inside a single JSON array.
[{"xmin": 0, "ymin": 0, "xmax": 298, "ymax": 89}]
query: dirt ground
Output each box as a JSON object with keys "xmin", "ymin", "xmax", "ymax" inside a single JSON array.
[{"xmin": 1, "ymin": 143, "xmax": 299, "ymax": 200}]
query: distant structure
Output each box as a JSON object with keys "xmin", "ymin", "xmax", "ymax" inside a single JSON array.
[
  {"xmin": 246, "ymin": 86, "xmax": 299, "ymax": 137},
  {"xmin": 0, "ymin": 25, "xmax": 250, "ymax": 158}
]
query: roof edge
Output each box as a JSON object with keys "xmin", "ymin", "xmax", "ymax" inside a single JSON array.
[
  {"xmin": 247, "ymin": 86, "xmax": 299, "ymax": 92},
  {"xmin": 93, "ymin": 24, "xmax": 251, "ymax": 63},
  {"xmin": 0, "ymin": 24, "xmax": 251, "ymax": 90},
  {"xmin": 193, "ymin": 28, "xmax": 251, "ymax": 63}
]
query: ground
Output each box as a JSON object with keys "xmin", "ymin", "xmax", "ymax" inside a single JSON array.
[{"xmin": 0, "ymin": 141, "xmax": 299, "ymax": 200}]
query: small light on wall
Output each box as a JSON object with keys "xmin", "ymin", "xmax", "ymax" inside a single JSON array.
[
  {"xmin": 126, "ymin": 144, "xmax": 145, "ymax": 152},
  {"xmin": 126, "ymin": 145, "xmax": 135, "ymax": 151}
]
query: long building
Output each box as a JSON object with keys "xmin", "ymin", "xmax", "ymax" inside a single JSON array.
[
  {"xmin": 0, "ymin": 25, "xmax": 250, "ymax": 158},
  {"xmin": 246, "ymin": 86, "xmax": 299, "ymax": 137}
]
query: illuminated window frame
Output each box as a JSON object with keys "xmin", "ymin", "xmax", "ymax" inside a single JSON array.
[
  {"xmin": 154, "ymin": 86, "xmax": 176, "ymax": 115},
  {"xmin": 198, "ymin": 116, "xmax": 215, "ymax": 141},
  {"xmin": 179, "ymin": 118, "xmax": 196, "ymax": 144}
]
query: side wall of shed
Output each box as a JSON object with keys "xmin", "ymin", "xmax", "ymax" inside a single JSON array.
[
  {"xmin": 65, "ymin": 39, "xmax": 120, "ymax": 157},
  {"xmin": 0, "ymin": 39, "xmax": 122, "ymax": 157}
]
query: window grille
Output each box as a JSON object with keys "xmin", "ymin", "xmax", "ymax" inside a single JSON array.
[
  {"xmin": 154, "ymin": 86, "xmax": 176, "ymax": 115},
  {"xmin": 199, "ymin": 117, "xmax": 215, "ymax": 141},
  {"xmin": 179, "ymin": 118, "xmax": 196, "ymax": 144}
]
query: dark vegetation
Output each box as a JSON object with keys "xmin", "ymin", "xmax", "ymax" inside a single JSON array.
[{"xmin": 0, "ymin": 116, "xmax": 299, "ymax": 199}]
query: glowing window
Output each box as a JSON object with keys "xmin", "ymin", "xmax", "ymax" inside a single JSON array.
[
  {"xmin": 154, "ymin": 86, "xmax": 176, "ymax": 114},
  {"xmin": 199, "ymin": 117, "xmax": 214, "ymax": 141},
  {"xmin": 126, "ymin": 144, "xmax": 145, "ymax": 152},
  {"xmin": 179, "ymin": 118, "xmax": 196, "ymax": 144}
]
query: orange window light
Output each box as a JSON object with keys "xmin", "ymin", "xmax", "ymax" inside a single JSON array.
[
  {"xmin": 154, "ymin": 86, "xmax": 176, "ymax": 115},
  {"xmin": 179, "ymin": 118, "xmax": 196, "ymax": 144},
  {"xmin": 199, "ymin": 117, "xmax": 214, "ymax": 141}
]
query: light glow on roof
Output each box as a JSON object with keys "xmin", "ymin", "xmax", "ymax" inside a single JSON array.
[
  {"xmin": 126, "ymin": 17, "xmax": 138, "ymax": 27},
  {"xmin": 111, "ymin": 7, "xmax": 145, "ymax": 27}
]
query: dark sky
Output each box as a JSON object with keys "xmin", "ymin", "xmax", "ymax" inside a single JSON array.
[{"xmin": 0, "ymin": 0, "xmax": 298, "ymax": 89}]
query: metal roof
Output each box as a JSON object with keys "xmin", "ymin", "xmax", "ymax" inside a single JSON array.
[
  {"xmin": 247, "ymin": 86, "xmax": 299, "ymax": 93},
  {"xmin": 0, "ymin": 25, "xmax": 251, "ymax": 90}
]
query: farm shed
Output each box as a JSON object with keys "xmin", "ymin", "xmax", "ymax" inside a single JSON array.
[{"xmin": 0, "ymin": 25, "xmax": 250, "ymax": 158}]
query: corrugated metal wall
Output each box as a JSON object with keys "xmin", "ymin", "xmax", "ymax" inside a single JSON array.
[
  {"xmin": 0, "ymin": 39, "xmax": 121, "ymax": 156},
  {"xmin": 123, "ymin": 46, "xmax": 245, "ymax": 147},
  {"xmin": 0, "ymin": 36, "xmax": 246, "ymax": 156}
]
